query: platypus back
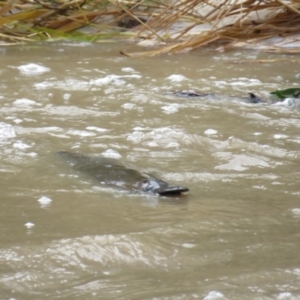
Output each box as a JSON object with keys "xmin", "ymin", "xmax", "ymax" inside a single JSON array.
[{"xmin": 58, "ymin": 151, "xmax": 189, "ymax": 196}]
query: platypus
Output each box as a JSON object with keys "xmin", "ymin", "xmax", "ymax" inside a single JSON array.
[
  {"xmin": 171, "ymin": 90, "xmax": 264, "ymax": 103},
  {"xmin": 58, "ymin": 151, "xmax": 189, "ymax": 196}
]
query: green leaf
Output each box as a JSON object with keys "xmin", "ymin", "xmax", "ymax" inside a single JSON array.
[{"xmin": 270, "ymin": 88, "xmax": 300, "ymax": 100}]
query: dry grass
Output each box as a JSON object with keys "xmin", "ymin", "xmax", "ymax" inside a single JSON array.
[{"xmin": 1, "ymin": 0, "xmax": 300, "ymax": 55}]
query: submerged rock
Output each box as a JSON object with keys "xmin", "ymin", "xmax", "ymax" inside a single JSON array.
[{"xmin": 58, "ymin": 151, "xmax": 189, "ymax": 196}]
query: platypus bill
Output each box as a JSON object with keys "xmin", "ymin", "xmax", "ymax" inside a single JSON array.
[{"xmin": 58, "ymin": 151, "xmax": 189, "ymax": 196}]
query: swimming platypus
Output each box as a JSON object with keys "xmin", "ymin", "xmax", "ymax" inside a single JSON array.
[
  {"xmin": 171, "ymin": 90, "xmax": 264, "ymax": 103},
  {"xmin": 58, "ymin": 151, "xmax": 189, "ymax": 196}
]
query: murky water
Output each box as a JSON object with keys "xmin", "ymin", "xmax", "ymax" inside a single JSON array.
[{"xmin": 1, "ymin": 42, "xmax": 300, "ymax": 300}]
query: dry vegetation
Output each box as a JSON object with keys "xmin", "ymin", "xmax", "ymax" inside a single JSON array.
[{"xmin": 0, "ymin": 0, "xmax": 300, "ymax": 56}]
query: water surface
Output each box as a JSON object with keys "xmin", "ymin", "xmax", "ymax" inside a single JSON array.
[{"xmin": 0, "ymin": 43, "xmax": 300, "ymax": 300}]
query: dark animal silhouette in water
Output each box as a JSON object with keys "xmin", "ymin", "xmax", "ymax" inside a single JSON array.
[
  {"xmin": 171, "ymin": 90, "xmax": 264, "ymax": 103},
  {"xmin": 58, "ymin": 151, "xmax": 189, "ymax": 196},
  {"xmin": 171, "ymin": 90, "xmax": 300, "ymax": 108}
]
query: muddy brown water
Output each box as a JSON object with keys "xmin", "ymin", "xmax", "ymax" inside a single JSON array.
[{"xmin": 0, "ymin": 42, "xmax": 300, "ymax": 300}]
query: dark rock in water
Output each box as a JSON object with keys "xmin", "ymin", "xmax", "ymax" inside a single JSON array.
[{"xmin": 58, "ymin": 151, "xmax": 189, "ymax": 196}]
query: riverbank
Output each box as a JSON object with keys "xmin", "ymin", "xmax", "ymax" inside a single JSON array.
[{"xmin": 1, "ymin": 0, "xmax": 300, "ymax": 56}]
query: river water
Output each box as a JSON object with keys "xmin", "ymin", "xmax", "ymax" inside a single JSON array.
[{"xmin": 0, "ymin": 42, "xmax": 300, "ymax": 300}]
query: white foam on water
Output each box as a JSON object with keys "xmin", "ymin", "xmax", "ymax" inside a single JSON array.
[
  {"xmin": 86, "ymin": 126, "xmax": 108, "ymax": 132},
  {"xmin": 215, "ymin": 154, "xmax": 270, "ymax": 171},
  {"xmin": 203, "ymin": 291, "xmax": 226, "ymax": 300},
  {"xmin": 146, "ymin": 141, "xmax": 159, "ymax": 147},
  {"xmin": 27, "ymin": 152, "xmax": 38, "ymax": 157},
  {"xmin": 63, "ymin": 93, "xmax": 71, "ymax": 100},
  {"xmin": 122, "ymin": 67, "xmax": 136, "ymax": 73},
  {"xmin": 274, "ymin": 134, "xmax": 288, "ymax": 139},
  {"xmin": 24, "ymin": 222, "xmax": 35, "ymax": 229},
  {"xmin": 16, "ymin": 63, "xmax": 50, "ymax": 75},
  {"xmin": 253, "ymin": 185, "xmax": 267, "ymax": 190},
  {"xmin": 13, "ymin": 141, "xmax": 31, "ymax": 150},
  {"xmin": 133, "ymin": 126, "xmax": 147, "ymax": 131},
  {"xmin": 0, "ymin": 122, "xmax": 16, "ymax": 139},
  {"xmin": 276, "ymin": 292, "xmax": 295, "ymax": 300},
  {"xmin": 35, "ymin": 73, "xmax": 142, "ymax": 91},
  {"xmin": 67, "ymin": 130, "xmax": 96, "ymax": 137},
  {"xmin": 101, "ymin": 149, "xmax": 121, "ymax": 159},
  {"xmin": 61, "ymin": 42, "xmax": 92, "ymax": 47},
  {"xmin": 213, "ymin": 78, "xmax": 262, "ymax": 87},
  {"xmin": 291, "ymin": 208, "xmax": 300, "ymax": 216},
  {"xmin": 204, "ymin": 129, "xmax": 218, "ymax": 135},
  {"xmin": 122, "ymin": 103, "xmax": 137, "ymax": 110},
  {"xmin": 127, "ymin": 131, "xmax": 145, "ymax": 142},
  {"xmin": 166, "ymin": 74, "xmax": 188, "ymax": 82},
  {"xmin": 182, "ymin": 243, "xmax": 196, "ymax": 249},
  {"xmin": 13, "ymin": 98, "xmax": 39, "ymax": 107},
  {"xmin": 38, "ymin": 196, "xmax": 52, "ymax": 208},
  {"xmin": 166, "ymin": 142, "xmax": 180, "ymax": 148},
  {"xmin": 91, "ymin": 75, "xmax": 125, "ymax": 86},
  {"xmin": 13, "ymin": 119, "xmax": 23, "ymax": 124},
  {"xmin": 292, "ymin": 268, "xmax": 300, "ymax": 276},
  {"xmin": 90, "ymin": 74, "xmax": 141, "ymax": 86},
  {"xmin": 35, "ymin": 79, "xmax": 90, "ymax": 91},
  {"xmin": 161, "ymin": 104, "xmax": 179, "ymax": 114},
  {"xmin": 272, "ymin": 98, "xmax": 300, "ymax": 109},
  {"xmin": 34, "ymin": 81, "xmax": 54, "ymax": 89}
]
